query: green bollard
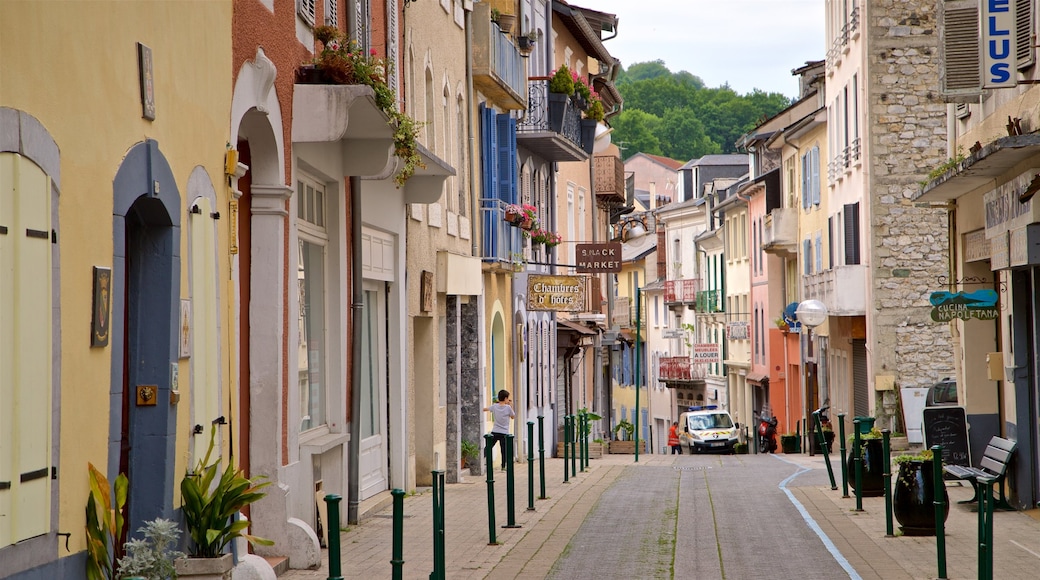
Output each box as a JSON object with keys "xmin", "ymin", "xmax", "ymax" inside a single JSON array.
[
  {"xmin": 483, "ymin": 434, "xmax": 498, "ymax": 545},
  {"xmin": 838, "ymin": 413, "xmax": 849, "ymax": 498},
  {"xmin": 503, "ymin": 434, "xmax": 520, "ymax": 528},
  {"xmin": 853, "ymin": 419, "xmax": 863, "ymax": 511},
  {"xmin": 569, "ymin": 415, "xmax": 577, "ymax": 476},
  {"xmin": 978, "ymin": 476, "xmax": 995, "ymax": 580},
  {"xmin": 932, "ymin": 445, "xmax": 947, "ymax": 579},
  {"xmin": 813, "ymin": 411, "xmax": 837, "ymax": 490},
  {"xmin": 429, "ymin": 471, "xmax": 445, "ymax": 580},
  {"xmin": 391, "ymin": 488, "xmax": 405, "ymax": 580},
  {"xmin": 537, "ymin": 415, "xmax": 547, "ymax": 499},
  {"xmin": 324, "ymin": 494, "xmax": 343, "ymax": 580},
  {"xmin": 563, "ymin": 416, "xmax": 570, "ymax": 483},
  {"xmin": 579, "ymin": 412, "xmax": 587, "ymax": 472},
  {"xmin": 527, "ymin": 421, "xmax": 535, "ymax": 511},
  {"xmin": 882, "ymin": 430, "xmax": 893, "ymax": 537}
]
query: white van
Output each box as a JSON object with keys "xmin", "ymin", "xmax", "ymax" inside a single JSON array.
[{"xmin": 678, "ymin": 406, "xmax": 738, "ymax": 454}]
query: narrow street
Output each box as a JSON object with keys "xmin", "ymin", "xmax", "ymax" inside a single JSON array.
[{"xmin": 549, "ymin": 454, "xmax": 842, "ymax": 580}]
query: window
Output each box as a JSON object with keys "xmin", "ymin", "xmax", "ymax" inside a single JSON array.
[
  {"xmin": 298, "ymin": 0, "xmax": 316, "ymax": 25},
  {"xmin": 844, "ymin": 202, "xmax": 861, "ymax": 265},
  {"xmin": 297, "ymin": 174, "xmax": 329, "ymax": 432},
  {"xmin": 325, "ymin": 0, "xmax": 337, "ymax": 25},
  {"xmin": 0, "ymin": 153, "xmax": 53, "ymax": 546}
]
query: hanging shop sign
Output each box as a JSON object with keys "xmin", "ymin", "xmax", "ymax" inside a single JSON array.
[
  {"xmin": 983, "ymin": 0, "xmax": 1018, "ymax": 89},
  {"xmin": 575, "ymin": 242, "xmax": 622, "ymax": 273},
  {"xmin": 928, "ymin": 289, "xmax": 999, "ymax": 322},
  {"xmin": 528, "ymin": 274, "xmax": 586, "ymax": 312},
  {"xmin": 726, "ymin": 321, "xmax": 749, "ymax": 340}
]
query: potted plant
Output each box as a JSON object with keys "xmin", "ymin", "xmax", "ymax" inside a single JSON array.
[
  {"xmin": 774, "ymin": 316, "xmax": 789, "ymax": 332},
  {"xmin": 503, "ymin": 203, "xmax": 525, "ymax": 225},
  {"xmin": 780, "ymin": 432, "xmax": 801, "ymax": 454},
  {"xmin": 547, "ymin": 65, "xmax": 574, "ymax": 133},
  {"xmin": 177, "ymin": 430, "xmax": 273, "ymax": 579},
  {"xmin": 543, "ymin": 231, "xmax": 562, "ymax": 248},
  {"xmin": 518, "ymin": 203, "xmax": 538, "ymax": 230},
  {"xmin": 517, "ymin": 30, "xmax": 538, "ymax": 56},
  {"xmin": 529, "ymin": 228, "xmax": 549, "ymax": 245},
  {"xmin": 460, "ymin": 440, "xmax": 480, "ymax": 470},
  {"xmin": 846, "ymin": 426, "xmax": 885, "ymax": 497},
  {"xmin": 572, "ymin": 74, "xmax": 591, "ymax": 111},
  {"xmin": 85, "ymin": 463, "xmax": 128, "ymax": 580},
  {"xmin": 893, "ymin": 449, "xmax": 950, "ymax": 535},
  {"xmin": 116, "ymin": 518, "xmax": 184, "ymax": 580}
]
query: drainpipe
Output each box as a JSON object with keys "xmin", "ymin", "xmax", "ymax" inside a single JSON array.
[{"xmin": 347, "ymin": 175, "xmax": 363, "ymax": 525}]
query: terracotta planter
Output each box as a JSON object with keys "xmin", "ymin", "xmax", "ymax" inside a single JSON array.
[
  {"xmin": 504, "ymin": 210, "xmax": 523, "ymax": 225},
  {"xmin": 496, "ymin": 14, "xmax": 516, "ymax": 35},
  {"xmin": 847, "ymin": 438, "xmax": 885, "ymax": 497},
  {"xmin": 175, "ymin": 554, "xmax": 233, "ymax": 580},
  {"xmin": 893, "ymin": 460, "xmax": 949, "ymax": 535}
]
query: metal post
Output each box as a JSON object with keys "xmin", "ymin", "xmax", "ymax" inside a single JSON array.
[
  {"xmin": 430, "ymin": 471, "xmax": 445, "ymax": 580},
  {"xmin": 838, "ymin": 413, "xmax": 849, "ymax": 498},
  {"xmin": 580, "ymin": 412, "xmax": 587, "ymax": 472},
  {"xmin": 978, "ymin": 476, "xmax": 995, "ymax": 580},
  {"xmin": 324, "ymin": 494, "xmax": 343, "ymax": 580},
  {"xmin": 527, "ymin": 421, "xmax": 535, "ymax": 511},
  {"xmin": 635, "ymin": 287, "xmax": 641, "ymax": 463},
  {"xmin": 932, "ymin": 445, "xmax": 947, "ymax": 579},
  {"xmin": 483, "ymin": 434, "xmax": 498, "ymax": 545},
  {"xmin": 503, "ymin": 435, "xmax": 519, "ymax": 528},
  {"xmin": 537, "ymin": 415, "xmax": 547, "ymax": 499},
  {"xmin": 391, "ymin": 489, "xmax": 405, "ymax": 580},
  {"xmin": 853, "ymin": 419, "xmax": 863, "ymax": 511},
  {"xmin": 569, "ymin": 415, "xmax": 577, "ymax": 476},
  {"xmin": 882, "ymin": 430, "xmax": 893, "ymax": 537},
  {"xmin": 813, "ymin": 410, "xmax": 836, "ymax": 490},
  {"xmin": 563, "ymin": 416, "xmax": 570, "ymax": 483}
]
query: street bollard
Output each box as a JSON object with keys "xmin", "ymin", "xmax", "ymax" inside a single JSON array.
[
  {"xmin": 838, "ymin": 413, "xmax": 849, "ymax": 498},
  {"xmin": 932, "ymin": 445, "xmax": 947, "ymax": 579},
  {"xmin": 882, "ymin": 430, "xmax": 893, "ymax": 537},
  {"xmin": 503, "ymin": 434, "xmax": 520, "ymax": 528},
  {"xmin": 580, "ymin": 412, "xmax": 587, "ymax": 472},
  {"xmin": 569, "ymin": 415, "xmax": 577, "ymax": 477},
  {"xmin": 563, "ymin": 416, "xmax": 570, "ymax": 483},
  {"xmin": 537, "ymin": 415, "xmax": 547, "ymax": 500},
  {"xmin": 483, "ymin": 434, "xmax": 498, "ymax": 545},
  {"xmin": 391, "ymin": 488, "xmax": 405, "ymax": 580},
  {"xmin": 527, "ymin": 421, "xmax": 535, "ymax": 511},
  {"xmin": 324, "ymin": 494, "xmax": 343, "ymax": 580},
  {"xmin": 978, "ymin": 475, "xmax": 996, "ymax": 580},
  {"xmin": 853, "ymin": 419, "xmax": 863, "ymax": 511},
  {"xmin": 813, "ymin": 410, "xmax": 837, "ymax": 490},
  {"xmin": 429, "ymin": 471, "xmax": 445, "ymax": 580}
]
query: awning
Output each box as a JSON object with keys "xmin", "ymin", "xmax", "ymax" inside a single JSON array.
[
  {"xmin": 746, "ymin": 372, "xmax": 769, "ymax": 385},
  {"xmin": 916, "ymin": 134, "xmax": 1040, "ymax": 202},
  {"xmin": 557, "ymin": 319, "xmax": 597, "ymax": 335}
]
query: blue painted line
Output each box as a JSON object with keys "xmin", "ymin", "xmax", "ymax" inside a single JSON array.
[{"xmin": 774, "ymin": 455, "xmax": 862, "ymax": 580}]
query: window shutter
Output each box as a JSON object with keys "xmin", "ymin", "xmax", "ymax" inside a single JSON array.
[
  {"xmin": 939, "ymin": 0, "xmax": 982, "ymax": 101},
  {"xmin": 326, "ymin": 0, "xmax": 338, "ymax": 25},
  {"xmin": 386, "ymin": 1, "xmax": 399, "ymax": 96},
  {"xmin": 298, "ymin": 0, "xmax": 316, "ymax": 26},
  {"xmin": 815, "ymin": 232, "xmax": 823, "ymax": 273},
  {"xmin": 827, "ymin": 216, "xmax": 834, "ymax": 269},
  {"xmin": 803, "ymin": 239, "xmax": 812, "ymax": 275},
  {"xmin": 801, "ymin": 154, "xmax": 809, "ymax": 209},
  {"xmin": 480, "ymin": 105, "xmax": 496, "ymax": 257},
  {"xmin": 1017, "ymin": 0, "xmax": 1034, "ymax": 69},
  {"xmin": 495, "ymin": 113, "xmax": 516, "ymax": 203},
  {"xmin": 811, "ymin": 147, "xmax": 821, "ymax": 206},
  {"xmin": 844, "ymin": 202, "xmax": 861, "ymax": 265}
]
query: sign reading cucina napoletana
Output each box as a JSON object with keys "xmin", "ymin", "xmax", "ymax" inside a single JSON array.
[{"xmin": 528, "ymin": 275, "xmax": 586, "ymax": 312}]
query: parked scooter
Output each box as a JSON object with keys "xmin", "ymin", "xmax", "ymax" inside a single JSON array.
[{"xmin": 758, "ymin": 414, "xmax": 778, "ymax": 453}]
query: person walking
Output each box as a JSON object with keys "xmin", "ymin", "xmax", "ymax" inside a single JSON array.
[
  {"xmin": 484, "ymin": 390, "xmax": 515, "ymax": 470},
  {"xmin": 668, "ymin": 421, "xmax": 682, "ymax": 454}
]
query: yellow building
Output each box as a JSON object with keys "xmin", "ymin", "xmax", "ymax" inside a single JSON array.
[{"xmin": 1, "ymin": 1, "xmax": 233, "ymax": 576}]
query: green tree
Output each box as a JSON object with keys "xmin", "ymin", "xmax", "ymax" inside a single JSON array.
[{"xmin": 610, "ymin": 109, "xmax": 663, "ymax": 157}]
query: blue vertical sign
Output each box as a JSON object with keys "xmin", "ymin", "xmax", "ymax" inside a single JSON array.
[{"xmin": 983, "ymin": 0, "xmax": 1017, "ymax": 88}]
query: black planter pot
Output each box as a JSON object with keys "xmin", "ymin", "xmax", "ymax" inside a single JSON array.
[
  {"xmin": 548, "ymin": 92, "xmax": 569, "ymax": 133},
  {"xmin": 296, "ymin": 64, "xmax": 327, "ymax": 84},
  {"xmin": 846, "ymin": 438, "xmax": 885, "ymax": 497},
  {"xmin": 893, "ymin": 460, "xmax": 950, "ymax": 535},
  {"xmin": 580, "ymin": 119, "xmax": 598, "ymax": 154},
  {"xmin": 780, "ymin": 435, "xmax": 801, "ymax": 454},
  {"xmin": 811, "ymin": 430, "xmax": 836, "ymax": 454}
]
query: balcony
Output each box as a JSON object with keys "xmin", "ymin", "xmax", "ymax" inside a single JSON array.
[
  {"xmin": 804, "ymin": 264, "xmax": 867, "ymax": 316},
  {"xmin": 658, "ymin": 356, "xmax": 706, "ymax": 385},
  {"xmin": 664, "ymin": 279, "xmax": 701, "ymax": 307},
  {"xmin": 472, "ymin": 3, "xmax": 527, "ymax": 111},
  {"xmin": 516, "ymin": 80, "xmax": 591, "ymax": 162},
  {"xmin": 479, "ymin": 198, "xmax": 524, "ymax": 271},
  {"xmin": 594, "ymin": 155, "xmax": 625, "ymax": 205},
  {"xmin": 695, "ymin": 290, "xmax": 722, "ymax": 314},
  {"xmin": 761, "ymin": 207, "xmax": 797, "ymax": 258}
]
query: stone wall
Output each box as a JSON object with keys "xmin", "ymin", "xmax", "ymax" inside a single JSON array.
[{"xmin": 867, "ymin": 0, "xmax": 955, "ymax": 423}]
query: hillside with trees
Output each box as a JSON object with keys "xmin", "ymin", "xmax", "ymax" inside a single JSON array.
[{"xmin": 611, "ymin": 61, "xmax": 792, "ymax": 162}]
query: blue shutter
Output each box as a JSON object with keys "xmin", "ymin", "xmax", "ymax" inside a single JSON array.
[
  {"xmin": 480, "ymin": 105, "xmax": 497, "ymax": 258},
  {"xmin": 811, "ymin": 147, "xmax": 821, "ymax": 206},
  {"xmin": 803, "ymin": 239, "xmax": 811, "ymax": 275},
  {"xmin": 815, "ymin": 232, "xmax": 822, "ymax": 272},
  {"xmin": 495, "ymin": 113, "xmax": 515, "ymax": 204},
  {"xmin": 801, "ymin": 154, "xmax": 809, "ymax": 209}
]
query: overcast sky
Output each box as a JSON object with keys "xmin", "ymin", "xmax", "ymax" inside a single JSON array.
[{"xmin": 590, "ymin": 0, "xmax": 826, "ymax": 98}]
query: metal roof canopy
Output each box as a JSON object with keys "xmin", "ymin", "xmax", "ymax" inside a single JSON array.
[{"xmin": 916, "ymin": 134, "xmax": 1040, "ymax": 202}]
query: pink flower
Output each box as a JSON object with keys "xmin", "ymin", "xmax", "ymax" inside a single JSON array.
[
  {"xmin": 328, "ymin": 40, "xmax": 340, "ymax": 51},
  {"xmin": 370, "ymin": 49, "xmax": 378, "ymax": 56}
]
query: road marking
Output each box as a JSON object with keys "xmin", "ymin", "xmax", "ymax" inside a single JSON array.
[
  {"xmin": 1010, "ymin": 539, "xmax": 1040, "ymax": 560},
  {"xmin": 774, "ymin": 456, "xmax": 862, "ymax": 580}
]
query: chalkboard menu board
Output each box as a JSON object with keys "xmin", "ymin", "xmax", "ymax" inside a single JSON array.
[{"xmin": 923, "ymin": 406, "xmax": 971, "ymax": 467}]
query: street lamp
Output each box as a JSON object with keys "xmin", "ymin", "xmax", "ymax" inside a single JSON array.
[{"xmin": 796, "ymin": 299, "xmax": 827, "ymax": 454}]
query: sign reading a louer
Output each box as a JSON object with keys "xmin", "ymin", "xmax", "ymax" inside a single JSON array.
[
  {"xmin": 575, "ymin": 242, "xmax": 622, "ymax": 273},
  {"xmin": 528, "ymin": 275, "xmax": 586, "ymax": 312},
  {"xmin": 692, "ymin": 343, "xmax": 720, "ymax": 364}
]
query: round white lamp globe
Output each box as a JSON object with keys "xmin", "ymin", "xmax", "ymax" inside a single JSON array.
[{"xmin": 796, "ymin": 299, "xmax": 828, "ymax": 328}]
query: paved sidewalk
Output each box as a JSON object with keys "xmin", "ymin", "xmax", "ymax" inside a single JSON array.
[{"xmin": 277, "ymin": 452, "xmax": 1040, "ymax": 579}]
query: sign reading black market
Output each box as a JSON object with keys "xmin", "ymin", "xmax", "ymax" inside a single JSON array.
[{"xmin": 575, "ymin": 243, "xmax": 622, "ymax": 273}]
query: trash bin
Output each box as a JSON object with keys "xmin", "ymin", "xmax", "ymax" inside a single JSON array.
[{"xmin": 854, "ymin": 416, "xmax": 875, "ymax": 435}]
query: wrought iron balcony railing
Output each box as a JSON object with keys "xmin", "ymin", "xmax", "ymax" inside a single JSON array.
[
  {"xmin": 516, "ymin": 80, "xmax": 590, "ymax": 162},
  {"xmin": 695, "ymin": 289, "xmax": 722, "ymax": 314}
]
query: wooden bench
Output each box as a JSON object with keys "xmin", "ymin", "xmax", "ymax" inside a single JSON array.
[{"xmin": 943, "ymin": 436, "xmax": 1016, "ymax": 511}]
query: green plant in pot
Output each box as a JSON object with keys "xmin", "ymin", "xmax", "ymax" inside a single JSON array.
[
  {"xmin": 177, "ymin": 428, "xmax": 273, "ymax": 578},
  {"xmin": 460, "ymin": 439, "xmax": 480, "ymax": 468},
  {"xmin": 85, "ymin": 463, "xmax": 128, "ymax": 580},
  {"xmin": 846, "ymin": 426, "xmax": 885, "ymax": 497},
  {"xmin": 893, "ymin": 449, "xmax": 949, "ymax": 535},
  {"xmin": 613, "ymin": 419, "xmax": 634, "ymax": 441}
]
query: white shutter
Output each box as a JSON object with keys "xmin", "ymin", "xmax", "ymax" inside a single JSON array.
[
  {"xmin": 298, "ymin": 0, "xmax": 316, "ymax": 26},
  {"xmin": 939, "ymin": 0, "xmax": 982, "ymax": 101},
  {"xmin": 387, "ymin": 0, "xmax": 399, "ymax": 104},
  {"xmin": 326, "ymin": 0, "xmax": 338, "ymax": 26},
  {"xmin": 1016, "ymin": 0, "xmax": 1034, "ymax": 69}
]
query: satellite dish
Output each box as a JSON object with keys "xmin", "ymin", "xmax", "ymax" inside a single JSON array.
[{"xmin": 782, "ymin": 302, "xmax": 801, "ymax": 329}]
